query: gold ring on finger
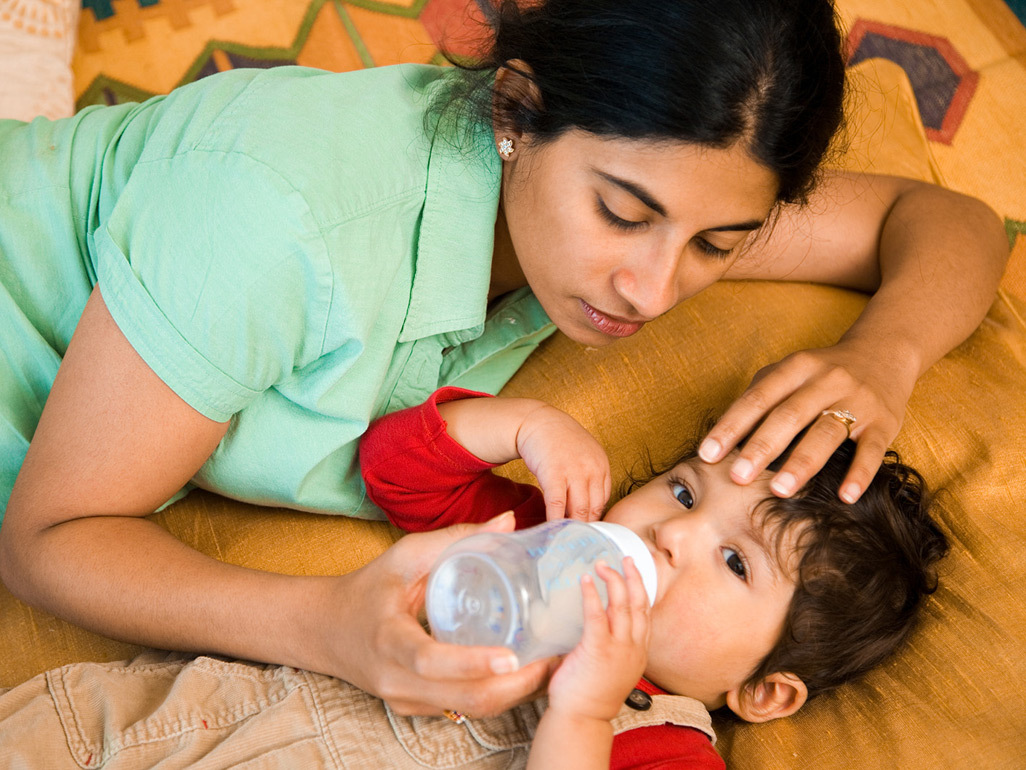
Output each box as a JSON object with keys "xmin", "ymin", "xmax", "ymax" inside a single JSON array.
[{"xmin": 820, "ymin": 408, "xmax": 857, "ymax": 439}]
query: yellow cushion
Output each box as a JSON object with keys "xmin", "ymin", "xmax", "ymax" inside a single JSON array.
[{"xmin": 1, "ymin": 59, "xmax": 1023, "ymax": 768}]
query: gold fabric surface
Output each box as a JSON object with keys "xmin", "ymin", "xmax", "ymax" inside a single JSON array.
[{"xmin": 1, "ymin": 1, "xmax": 1025, "ymax": 766}]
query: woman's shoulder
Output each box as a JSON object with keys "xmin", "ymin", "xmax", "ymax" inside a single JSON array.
[
  {"xmin": 204, "ymin": 62, "xmax": 449, "ymax": 134},
  {"xmin": 131, "ymin": 64, "xmax": 451, "ymax": 218},
  {"xmin": 147, "ymin": 63, "xmax": 449, "ymax": 133}
]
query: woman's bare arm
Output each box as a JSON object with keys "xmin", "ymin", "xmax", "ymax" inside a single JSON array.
[{"xmin": 0, "ymin": 288, "xmax": 550, "ymax": 716}]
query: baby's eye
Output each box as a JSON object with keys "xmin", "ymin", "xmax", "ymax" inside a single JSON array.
[
  {"xmin": 670, "ymin": 482, "xmax": 694, "ymax": 509},
  {"xmin": 722, "ymin": 547, "xmax": 747, "ymax": 580}
]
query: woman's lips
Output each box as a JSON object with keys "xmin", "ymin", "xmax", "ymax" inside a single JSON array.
[{"xmin": 580, "ymin": 299, "xmax": 646, "ymax": 338}]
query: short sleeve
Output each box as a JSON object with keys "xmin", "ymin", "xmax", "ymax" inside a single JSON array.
[
  {"xmin": 94, "ymin": 150, "xmax": 333, "ymax": 422},
  {"xmin": 360, "ymin": 387, "xmax": 546, "ymax": 531}
]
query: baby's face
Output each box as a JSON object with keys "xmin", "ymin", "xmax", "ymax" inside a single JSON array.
[{"xmin": 602, "ymin": 453, "xmax": 800, "ymax": 710}]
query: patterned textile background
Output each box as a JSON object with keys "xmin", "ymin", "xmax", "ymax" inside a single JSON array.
[
  {"xmin": 67, "ymin": 0, "xmax": 1026, "ymax": 306},
  {"xmin": 0, "ymin": 2, "xmax": 1019, "ymax": 766}
]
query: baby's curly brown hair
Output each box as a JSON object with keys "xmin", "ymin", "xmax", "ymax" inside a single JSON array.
[{"xmin": 626, "ymin": 434, "xmax": 949, "ymax": 700}]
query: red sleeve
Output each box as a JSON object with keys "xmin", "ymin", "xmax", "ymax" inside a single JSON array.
[
  {"xmin": 610, "ymin": 725, "xmax": 724, "ymax": 770},
  {"xmin": 359, "ymin": 387, "xmax": 546, "ymax": 532},
  {"xmin": 611, "ymin": 679, "xmax": 724, "ymax": 770}
]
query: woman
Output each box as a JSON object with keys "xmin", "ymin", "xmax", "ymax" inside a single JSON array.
[{"xmin": 0, "ymin": 0, "xmax": 1007, "ymax": 720}]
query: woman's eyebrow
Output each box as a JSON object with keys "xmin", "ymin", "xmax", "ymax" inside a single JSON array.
[
  {"xmin": 593, "ymin": 169, "xmax": 667, "ymax": 217},
  {"xmin": 706, "ymin": 220, "xmax": 765, "ymax": 233}
]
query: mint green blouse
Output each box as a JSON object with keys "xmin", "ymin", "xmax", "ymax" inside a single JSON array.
[{"xmin": 0, "ymin": 64, "xmax": 554, "ymax": 519}]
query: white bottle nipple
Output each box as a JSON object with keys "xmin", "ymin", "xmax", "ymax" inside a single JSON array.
[{"xmin": 588, "ymin": 522, "xmax": 658, "ymax": 605}]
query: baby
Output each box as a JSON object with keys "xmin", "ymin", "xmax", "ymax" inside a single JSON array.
[{"xmin": 360, "ymin": 387, "xmax": 950, "ymax": 768}]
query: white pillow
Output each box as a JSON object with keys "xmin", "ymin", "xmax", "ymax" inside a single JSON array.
[{"xmin": 0, "ymin": 0, "xmax": 79, "ymax": 121}]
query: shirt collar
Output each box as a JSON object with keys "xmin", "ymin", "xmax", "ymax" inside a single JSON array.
[{"xmin": 398, "ymin": 97, "xmax": 501, "ymax": 343}]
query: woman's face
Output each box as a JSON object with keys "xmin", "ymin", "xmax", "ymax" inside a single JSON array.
[{"xmin": 495, "ymin": 130, "xmax": 779, "ymax": 346}]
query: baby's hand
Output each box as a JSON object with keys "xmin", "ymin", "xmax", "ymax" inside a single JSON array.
[
  {"xmin": 515, "ymin": 404, "xmax": 610, "ymax": 521},
  {"xmin": 545, "ymin": 558, "xmax": 651, "ymax": 723}
]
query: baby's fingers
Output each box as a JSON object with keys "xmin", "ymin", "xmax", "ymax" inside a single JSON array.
[
  {"xmin": 592, "ymin": 470, "xmax": 612, "ymax": 521},
  {"xmin": 544, "ymin": 462, "xmax": 610, "ymax": 522},
  {"xmin": 609, "ymin": 558, "xmax": 651, "ymax": 646},
  {"xmin": 542, "ymin": 483, "xmax": 570, "ymax": 521},
  {"xmin": 622, "ymin": 557, "xmax": 652, "ymax": 609},
  {"xmin": 564, "ymin": 479, "xmax": 593, "ymax": 521},
  {"xmin": 564, "ymin": 472, "xmax": 610, "ymax": 522},
  {"xmin": 594, "ymin": 560, "xmax": 638, "ymax": 639},
  {"xmin": 579, "ymin": 573, "xmax": 610, "ymax": 639}
]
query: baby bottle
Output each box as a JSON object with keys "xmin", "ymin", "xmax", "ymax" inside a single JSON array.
[{"xmin": 425, "ymin": 520, "xmax": 658, "ymax": 665}]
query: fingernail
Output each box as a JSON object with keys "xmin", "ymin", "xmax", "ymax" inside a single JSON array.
[
  {"xmin": 771, "ymin": 472, "xmax": 797, "ymax": 496},
  {"xmin": 699, "ymin": 438, "xmax": 721, "ymax": 462},
  {"xmin": 841, "ymin": 483, "xmax": 860, "ymax": 504},
  {"xmin": 490, "ymin": 654, "xmax": 519, "ymax": 675},
  {"xmin": 731, "ymin": 457, "xmax": 754, "ymax": 482}
]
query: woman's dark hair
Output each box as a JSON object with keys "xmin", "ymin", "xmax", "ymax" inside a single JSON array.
[
  {"xmin": 625, "ymin": 434, "xmax": 950, "ymax": 701},
  {"xmin": 434, "ymin": 0, "xmax": 847, "ymax": 204}
]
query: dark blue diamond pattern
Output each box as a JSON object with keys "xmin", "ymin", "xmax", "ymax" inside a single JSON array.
[{"xmin": 850, "ymin": 33, "xmax": 961, "ymax": 131}]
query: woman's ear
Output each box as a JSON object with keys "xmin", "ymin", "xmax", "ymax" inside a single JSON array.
[
  {"xmin": 492, "ymin": 59, "xmax": 543, "ymax": 147},
  {"xmin": 725, "ymin": 672, "xmax": 808, "ymax": 723}
]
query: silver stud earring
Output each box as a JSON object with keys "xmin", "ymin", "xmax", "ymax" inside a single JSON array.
[{"xmin": 498, "ymin": 137, "xmax": 515, "ymax": 160}]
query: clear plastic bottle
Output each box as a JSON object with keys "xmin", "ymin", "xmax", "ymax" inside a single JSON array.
[{"xmin": 425, "ymin": 520, "xmax": 658, "ymax": 665}]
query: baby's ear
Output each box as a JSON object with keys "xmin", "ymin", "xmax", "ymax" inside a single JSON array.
[{"xmin": 725, "ymin": 672, "xmax": 808, "ymax": 723}]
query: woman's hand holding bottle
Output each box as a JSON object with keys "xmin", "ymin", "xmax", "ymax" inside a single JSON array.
[{"xmin": 319, "ymin": 512, "xmax": 557, "ymax": 718}]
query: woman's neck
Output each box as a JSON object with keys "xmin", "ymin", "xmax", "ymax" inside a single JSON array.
[{"xmin": 489, "ymin": 206, "xmax": 527, "ymax": 301}]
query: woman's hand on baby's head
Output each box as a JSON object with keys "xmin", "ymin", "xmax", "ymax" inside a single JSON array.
[
  {"xmin": 514, "ymin": 403, "xmax": 610, "ymax": 522},
  {"xmin": 700, "ymin": 341, "xmax": 912, "ymax": 504}
]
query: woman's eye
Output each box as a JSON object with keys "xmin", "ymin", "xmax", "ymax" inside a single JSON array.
[
  {"xmin": 596, "ymin": 197, "xmax": 646, "ymax": 232},
  {"xmin": 723, "ymin": 548, "xmax": 747, "ymax": 580},
  {"xmin": 694, "ymin": 236, "xmax": 732, "ymax": 258},
  {"xmin": 671, "ymin": 482, "xmax": 694, "ymax": 509}
]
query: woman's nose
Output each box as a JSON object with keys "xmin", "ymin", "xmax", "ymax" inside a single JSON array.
[{"xmin": 612, "ymin": 248, "xmax": 681, "ymax": 319}]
